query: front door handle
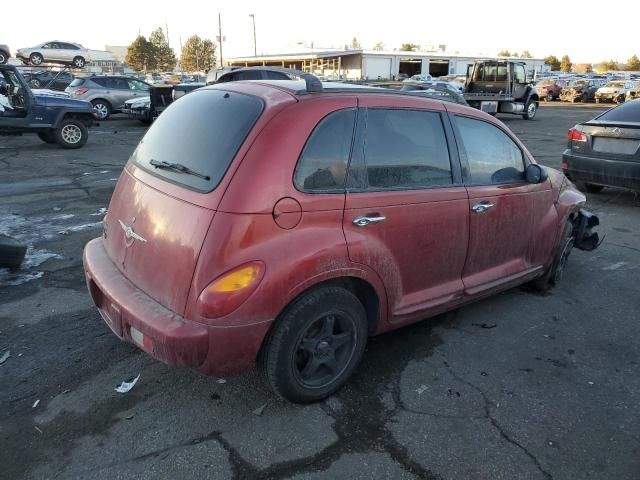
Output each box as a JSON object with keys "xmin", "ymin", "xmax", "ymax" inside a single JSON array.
[
  {"xmin": 471, "ymin": 202, "xmax": 495, "ymax": 213},
  {"xmin": 353, "ymin": 215, "xmax": 386, "ymax": 227}
]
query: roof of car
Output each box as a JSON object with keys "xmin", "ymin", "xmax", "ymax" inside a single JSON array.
[{"xmin": 205, "ymin": 79, "xmax": 464, "ymax": 105}]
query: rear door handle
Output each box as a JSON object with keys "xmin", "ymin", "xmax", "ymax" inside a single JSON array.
[
  {"xmin": 353, "ymin": 215, "xmax": 386, "ymax": 227},
  {"xmin": 471, "ymin": 202, "xmax": 495, "ymax": 213}
]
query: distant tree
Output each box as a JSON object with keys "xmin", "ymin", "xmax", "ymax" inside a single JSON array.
[
  {"xmin": 125, "ymin": 35, "xmax": 154, "ymax": 72},
  {"xmin": 497, "ymin": 50, "xmax": 511, "ymax": 57},
  {"xmin": 511, "ymin": 52, "xmax": 519, "ymax": 58},
  {"xmin": 573, "ymin": 63, "xmax": 593, "ymax": 74},
  {"xmin": 601, "ymin": 59, "xmax": 619, "ymax": 71},
  {"xmin": 560, "ymin": 55, "xmax": 572, "ymax": 72},
  {"xmin": 373, "ymin": 41, "xmax": 384, "ymax": 51},
  {"xmin": 544, "ymin": 55, "xmax": 561, "ymax": 71},
  {"xmin": 400, "ymin": 43, "xmax": 420, "ymax": 52},
  {"xmin": 520, "ymin": 50, "xmax": 533, "ymax": 58},
  {"xmin": 625, "ymin": 54, "xmax": 640, "ymax": 71},
  {"xmin": 180, "ymin": 35, "xmax": 216, "ymax": 72},
  {"xmin": 149, "ymin": 28, "xmax": 176, "ymax": 71},
  {"xmin": 351, "ymin": 37, "xmax": 361, "ymax": 49}
]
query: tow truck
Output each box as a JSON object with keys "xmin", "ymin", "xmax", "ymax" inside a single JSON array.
[{"xmin": 463, "ymin": 60, "xmax": 539, "ymax": 120}]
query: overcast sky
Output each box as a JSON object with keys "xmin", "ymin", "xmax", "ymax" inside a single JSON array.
[{"xmin": 5, "ymin": 1, "xmax": 638, "ymax": 64}]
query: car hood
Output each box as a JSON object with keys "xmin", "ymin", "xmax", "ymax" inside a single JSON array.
[
  {"xmin": 31, "ymin": 88, "xmax": 70, "ymax": 98},
  {"xmin": 34, "ymin": 94, "xmax": 93, "ymax": 110},
  {"xmin": 598, "ymin": 86, "xmax": 624, "ymax": 94},
  {"xmin": 563, "ymin": 86, "xmax": 586, "ymax": 92}
]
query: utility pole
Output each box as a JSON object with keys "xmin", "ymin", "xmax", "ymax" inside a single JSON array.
[
  {"xmin": 249, "ymin": 14, "xmax": 257, "ymax": 57},
  {"xmin": 218, "ymin": 12, "xmax": 224, "ymax": 67}
]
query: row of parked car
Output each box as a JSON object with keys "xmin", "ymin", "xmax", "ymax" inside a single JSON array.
[{"xmin": 535, "ymin": 77, "xmax": 640, "ymax": 103}]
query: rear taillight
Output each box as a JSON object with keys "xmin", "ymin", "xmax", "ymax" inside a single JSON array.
[
  {"xmin": 196, "ymin": 261, "xmax": 265, "ymax": 319},
  {"xmin": 74, "ymin": 87, "xmax": 89, "ymax": 95},
  {"xmin": 568, "ymin": 128, "xmax": 587, "ymax": 142}
]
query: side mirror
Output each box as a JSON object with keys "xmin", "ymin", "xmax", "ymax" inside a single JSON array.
[{"xmin": 525, "ymin": 164, "xmax": 548, "ymax": 184}]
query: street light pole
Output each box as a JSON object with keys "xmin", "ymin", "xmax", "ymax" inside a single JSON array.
[{"xmin": 249, "ymin": 14, "xmax": 257, "ymax": 57}]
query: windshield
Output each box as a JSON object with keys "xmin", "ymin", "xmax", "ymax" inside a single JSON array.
[
  {"xmin": 605, "ymin": 82, "xmax": 625, "ymax": 88},
  {"xmin": 538, "ymin": 80, "xmax": 554, "ymax": 86},
  {"xmin": 131, "ymin": 89, "xmax": 264, "ymax": 192}
]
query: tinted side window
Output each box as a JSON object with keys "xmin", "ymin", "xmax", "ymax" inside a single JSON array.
[
  {"xmin": 515, "ymin": 65, "xmax": 526, "ymax": 84},
  {"xmin": 363, "ymin": 109, "xmax": 452, "ymax": 189},
  {"xmin": 112, "ymin": 78, "xmax": 130, "ymax": 89},
  {"xmin": 455, "ymin": 116, "xmax": 524, "ymax": 184},
  {"xmin": 294, "ymin": 109, "xmax": 355, "ymax": 192},
  {"xmin": 91, "ymin": 77, "xmax": 109, "ymax": 88},
  {"xmin": 264, "ymin": 71, "xmax": 289, "ymax": 80},
  {"xmin": 237, "ymin": 70, "xmax": 263, "ymax": 80}
]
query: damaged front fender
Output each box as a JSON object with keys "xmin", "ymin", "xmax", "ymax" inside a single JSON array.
[{"xmin": 573, "ymin": 209, "xmax": 600, "ymax": 251}]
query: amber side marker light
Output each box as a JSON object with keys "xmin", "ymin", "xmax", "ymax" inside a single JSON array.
[{"xmin": 197, "ymin": 262, "xmax": 265, "ymax": 319}]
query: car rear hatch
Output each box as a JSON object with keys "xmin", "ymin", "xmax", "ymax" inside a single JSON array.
[{"xmin": 102, "ymin": 88, "xmax": 265, "ymax": 316}]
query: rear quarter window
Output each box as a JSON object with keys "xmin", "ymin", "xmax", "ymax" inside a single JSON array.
[
  {"xmin": 131, "ymin": 89, "xmax": 264, "ymax": 192},
  {"xmin": 69, "ymin": 78, "xmax": 85, "ymax": 87}
]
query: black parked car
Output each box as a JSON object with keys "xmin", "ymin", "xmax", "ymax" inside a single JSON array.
[
  {"xmin": 563, "ymin": 99, "xmax": 640, "ymax": 192},
  {"xmin": 20, "ymin": 69, "xmax": 74, "ymax": 91}
]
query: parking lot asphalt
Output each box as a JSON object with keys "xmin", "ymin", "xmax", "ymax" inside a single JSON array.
[{"xmin": 1, "ymin": 105, "xmax": 639, "ymax": 480}]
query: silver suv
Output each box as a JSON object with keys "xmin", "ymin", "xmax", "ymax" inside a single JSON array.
[
  {"xmin": 65, "ymin": 76, "xmax": 150, "ymax": 120},
  {"xmin": 16, "ymin": 41, "xmax": 90, "ymax": 68}
]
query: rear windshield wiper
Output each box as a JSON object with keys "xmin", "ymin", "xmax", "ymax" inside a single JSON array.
[{"xmin": 149, "ymin": 159, "xmax": 210, "ymax": 181}]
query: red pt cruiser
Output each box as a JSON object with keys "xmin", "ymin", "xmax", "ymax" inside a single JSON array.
[{"xmin": 83, "ymin": 76, "xmax": 599, "ymax": 403}]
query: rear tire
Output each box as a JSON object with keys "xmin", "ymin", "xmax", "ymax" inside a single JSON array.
[
  {"xmin": 72, "ymin": 56, "xmax": 86, "ymax": 68},
  {"xmin": 54, "ymin": 118, "xmax": 88, "ymax": 149},
  {"xmin": 545, "ymin": 92, "xmax": 553, "ymax": 102},
  {"xmin": 0, "ymin": 51, "xmax": 7, "ymax": 64},
  {"xmin": 29, "ymin": 52, "xmax": 43, "ymax": 65},
  {"xmin": 91, "ymin": 100, "xmax": 111, "ymax": 120},
  {"xmin": 529, "ymin": 220, "xmax": 574, "ymax": 292},
  {"xmin": 260, "ymin": 286, "xmax": 368, "ymax": 403}
]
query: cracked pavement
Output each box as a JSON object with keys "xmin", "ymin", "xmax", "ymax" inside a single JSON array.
[{"xmin": 1, "ymin": 106, "xmax": 639, "ymax": 479}]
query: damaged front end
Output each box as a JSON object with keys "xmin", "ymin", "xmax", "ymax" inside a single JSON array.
[{"xmin": 573, "ymin": 209, "xmax": 600, "ymax": 251}]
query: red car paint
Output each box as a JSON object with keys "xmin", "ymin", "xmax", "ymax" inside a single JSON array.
[{"xmin": 83, "ymin": 81, "xmax": 588, "ymax": 377}]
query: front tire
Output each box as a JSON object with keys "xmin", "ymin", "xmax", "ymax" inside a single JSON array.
[
  {"xmin": 523, "ymin": 98, "xmax": 537, "ymax": 120},
  {"xmin": 0, "ymin": 51, "xmax": 7, "ymax": 64},
  {"xmin": 260, "ymin": 286, "xmax": 368, "ymax": 403},
  {"xmin": 72, "ymin": 56, "xmax": 85, "ymax": 68},
  {"xmin": 91, "ymin": 100, "xmax": 111, "ymax": 120},
  {"xmin": 29, "ymin": 52, "xmax": 43, "ymax": 65},
  {"xmin": 545, "ymin": 92, "xmax": 553, "ymax": 102},
  {"xmin": 529, "ymin": 220, "xmax": 574, "ymax": 292},
  {"xmin": 54, "ymin": 119, "xmax": 88, "ymax": 149}
]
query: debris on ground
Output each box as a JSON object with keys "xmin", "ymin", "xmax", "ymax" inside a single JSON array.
[
  {"xmin": 471, "ymin": 323, "xmax": 496, "ymax": 329},
  {"xmin": 32, "ymin": 399, "xmax": 40, "ymax": 408},
  {"xmin": 114, "ymin": 374, "xmax": 141, "ymax": 393},
  {"xmin": 0, "ymin": 350, "xmax": 10, "ymax": 364},
  {"xmin": 57, "ymin": 230, "xmax": 70, "ymax": 236},
  {"xmin": 125, "ymin": 413, "xmax": 135, "ymax": 420},
  {"xmin": 216, "ymin": 378, "xmax": 227, "ymax": 384},
  {"xmin": 416, "ymin": 385, "xmax": 428, "ymax": 395},
  {"xmin": 34, "ymin": 426, "xmax": 43, "ymax": 434},
  {"xmin": 252, "ymin": 403, "xmax": 268, "ymax": 416}
]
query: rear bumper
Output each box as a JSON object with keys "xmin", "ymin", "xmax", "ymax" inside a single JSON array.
[
  {"xmin": 562, "ymin": 150, "xmax": 640, "ymax": 191},
  {"xmin": 83, "ymin": 238, "xmax": 271, "ymax": 376}
]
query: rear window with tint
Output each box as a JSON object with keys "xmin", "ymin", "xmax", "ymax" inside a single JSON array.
[
  {"xmin": 131, "ymin": 89, "xmax": 263, "ymax": 192},
  {"xmin": 593, "ymin": 100, "xmax": 640, "ymax": 123},
  {"xmin": 69, "ymin": 78, "xmax": 85, "ymax": 87}
]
